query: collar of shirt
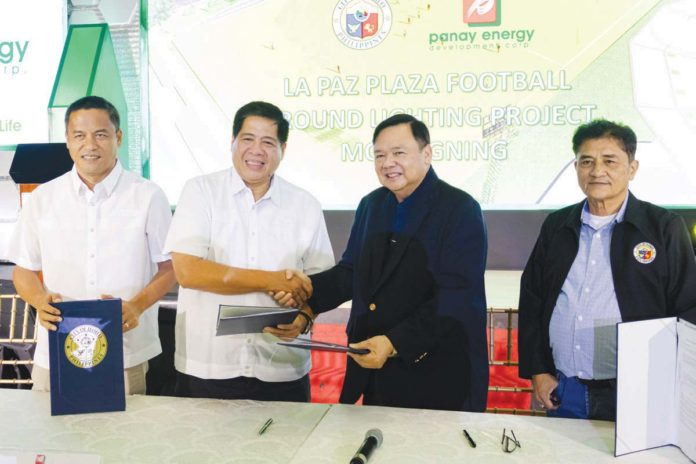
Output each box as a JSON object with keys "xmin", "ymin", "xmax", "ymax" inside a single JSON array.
[
  {"xmin": 228, "ymin": 168, "xmax": 280, "ymax": 207},
  {"xmin": 563, "ymin": 191, "xmax": 633, "ymax": 235},
  {"xmin": 392, "ymin": 166, "xmax": 437, "ymax": 233},
  {"xmin": 69, "ymin": 161, "xmax": 123, "ymax": 201},
  {"xmin": 580, "ymin": 191, "xmax": 629, "ymax": 230}
]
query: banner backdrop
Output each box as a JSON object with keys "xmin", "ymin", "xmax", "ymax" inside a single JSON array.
[
  {"xmin": 0, "ymin": 0, "xmax": 66, "ymax": 146},
  {"xmin": 148, "ymin": 0, "xmax": 696, "ymax": 209}
]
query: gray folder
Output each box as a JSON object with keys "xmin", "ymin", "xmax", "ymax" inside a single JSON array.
[{"xmin": 215, "ymin": 305, "xmax": 299, "ymax": 336}]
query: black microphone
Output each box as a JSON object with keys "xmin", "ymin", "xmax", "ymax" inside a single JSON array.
[{"xmin": 350, "ymin": 428, "xmax": 383, "ymax": 464}]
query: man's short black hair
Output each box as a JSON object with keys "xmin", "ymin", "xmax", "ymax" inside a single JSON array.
[
  {"xmin": 572, "ymin": 119, "xmax": 637, "ymax": 161},
  {"xmin": 65, "ymin": 95, "xmax": 120, "ymax": 131},
  {"xmin": 233, "ymin": 101, "xmax": 289, "ymax": 144},
  {"xmin": 372, "ymin": 114, "xmax": 430, "ymax": 148}
]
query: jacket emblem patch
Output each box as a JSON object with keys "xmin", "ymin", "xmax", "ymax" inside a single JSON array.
[{"xmin": 633, "ymin": 242, "xmax": 656, "ymax": 264}]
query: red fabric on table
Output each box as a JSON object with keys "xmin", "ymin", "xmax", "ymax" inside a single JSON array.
[{"xmin": 309, "ymin": 323, "xmax": 349, "ymax": 404}]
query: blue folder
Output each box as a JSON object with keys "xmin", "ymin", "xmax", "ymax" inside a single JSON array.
[{"xmin": 48, "ymin": 298, "xmax": 125, "ymax": 415}]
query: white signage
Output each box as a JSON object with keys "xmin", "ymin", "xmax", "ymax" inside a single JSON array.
[{"xmin": 0, "ymin": 0, "xmax": 66, "ymax": 145}]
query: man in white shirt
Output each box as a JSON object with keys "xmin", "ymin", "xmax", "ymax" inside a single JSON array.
[
  {"xmin": 9, "ymin": 96, "xmax": 176, "ymax": 395},
  {"xmin": 165, "ymin": 101, "xmax": 334, "ymax": 401}
]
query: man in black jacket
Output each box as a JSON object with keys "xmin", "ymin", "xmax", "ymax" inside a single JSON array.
[
  {"xmin": 268, "ymin": 114, "xmax": 489, "ymax": 412},
  {"xmin": 519, "ymin": 119, "xmax": 696, "ymax": 421}
]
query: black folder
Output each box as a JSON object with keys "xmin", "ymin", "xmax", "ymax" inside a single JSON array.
[
  {"xmin": 215, "ymin": 305, "xmax": 299, "ymax": 336},
  {"xmin": 277, "ymin": 339, "xmax": 370, "ymax": 355}
]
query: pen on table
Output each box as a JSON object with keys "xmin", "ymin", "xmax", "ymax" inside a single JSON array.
[
  {"xmin": 462, "ymin": 429, "xmax": 476, "ymax": 448},
  {"xmin": 258, "ymin": 418, "xmax": 273, "ymax": 435}
]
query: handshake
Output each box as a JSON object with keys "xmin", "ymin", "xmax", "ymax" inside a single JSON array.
[
  {"xmin": 267, "ymin": 269, "xmax": 312, "ymax": 308},
  {"xmin": 263, "ymin": 269, "xmax": 315, "ymax": 339}
]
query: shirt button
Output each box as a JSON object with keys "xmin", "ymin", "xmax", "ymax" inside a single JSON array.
[
  {"xmin": 90, "ymin": 228, "xmax": 95, "ymax": 232},
  {"xmin": 89, "ymin": 280, "xmax": 95, "ymax": 285},
  {"xmin": 578, "ymin": 371, "xmax": 584, "ymax": 377},
  {"xmin": 590, "ymin": 260, "xmax": 596, "ymax": 265},
  {"xmin": 369, "ymin": 303, "xmax": 376, "ymax": 311},
  {"xmin": 577, "ymin": 315, "xmax": 583, "ymax": 321},
  {"xmin": 575, "ymin": 345, "xmax": 581, "ymax": 350},
  {"xmin": 584, "ymin": 287, "xmax": 590, "ymax": 293},
  {"xmin": 89, "ymin": 253, "xmax": 95, "ymax": 258}
]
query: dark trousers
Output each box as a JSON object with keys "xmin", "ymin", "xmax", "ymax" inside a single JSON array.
[
  {"xmin": 548, "ymin": 371, "xmax": 616, "ymax": 421},
  {"xmin": 175, "ymin": 372, "xmax": 311, "ymax": 402}
]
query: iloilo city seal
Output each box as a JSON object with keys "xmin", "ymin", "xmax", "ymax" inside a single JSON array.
[{"xmin": 64, "ymin": 324, "xmax": 108, "ymax": 368}]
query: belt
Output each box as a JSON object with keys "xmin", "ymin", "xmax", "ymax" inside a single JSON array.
[{"xmin": 577, "ymin": 378, "xmax": 616, "ymax": 389}]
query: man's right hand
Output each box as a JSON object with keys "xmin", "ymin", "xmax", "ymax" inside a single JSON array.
[
  {"xmin": 266, "ymin": 269, "xmax": 312, "ymax": 306},
  {"xmin": 35, "ymin": 293, "xmax": 63, "ymax": 331},
  {"xmin": 532, "ymin": 373, "xmax": 559, "ymax": 410}
]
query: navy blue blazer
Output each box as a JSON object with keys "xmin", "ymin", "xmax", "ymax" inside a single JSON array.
[{"xmin": 310, "ymin": 168, "xmax": 489, "ymax": 412}]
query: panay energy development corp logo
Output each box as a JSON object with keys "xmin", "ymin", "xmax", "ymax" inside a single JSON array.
[
  {"xmin": 333, "ymin": 0, "xmax": 392, "ymax": 50},
  {"xmin": 64, "ymin": 324, "xmax": 109, "ymax": 369},
  {"xmin": 428, "ymin": 0, "xmax": 534, "ymax": 51},
  {"xmin": 463, "ymin": 0, "xmax": 501, "ymax": 26},
  {"xmin": 0, "ymin": 40, "xmax": 29, "ymax": 77}
]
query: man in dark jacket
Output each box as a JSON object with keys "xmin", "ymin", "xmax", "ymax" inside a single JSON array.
[
  {"xmin": 268, "ymin": 114, "xmax": 489, "ymax": 412},
  {"xmin": 519, "ymin": 119, "xmax": 696, "ymax": 421}
]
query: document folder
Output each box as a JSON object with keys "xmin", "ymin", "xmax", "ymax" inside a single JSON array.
[
  {"xmin": 216, "ymin": 305, "xmax": 299, "ymax": 336},
  {"xmin": 615, "ymin": 317, "xmax": 696, "ymax": 461},
  {"xmin": 277, "ymin": 339, "xmax": 370, "ymax": 355},
  {"xmin": 48, "ymin": 299, "xmax": 125, "ymax": 416}
]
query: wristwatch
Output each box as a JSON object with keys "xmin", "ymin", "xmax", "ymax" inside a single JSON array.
[{"xmin": 296, "ymin": 311, "xmax": 313, "ymax": 334}]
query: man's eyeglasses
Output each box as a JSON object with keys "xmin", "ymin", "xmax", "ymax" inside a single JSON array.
[{"xmin": 501, "ymin": 428, "xmax": 521, "ymax": 453}]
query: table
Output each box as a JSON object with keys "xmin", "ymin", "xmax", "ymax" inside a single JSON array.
[
  {"xmin": 0, "ymin": 390, "xmax": 329, "ymax": 463},
  {"xmin": 0, "ymin": 390, "xmax": 690, "ymax": 463},
  {"xmin": 292, "ymin": 403, "xmax": 689, "ymax": 463}
]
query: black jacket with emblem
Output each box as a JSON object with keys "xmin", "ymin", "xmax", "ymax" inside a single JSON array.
[{"xmin": 518, "ymin": 192, "xmax": 696, "ymax": 379}]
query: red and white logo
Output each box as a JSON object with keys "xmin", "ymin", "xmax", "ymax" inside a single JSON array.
[{"xmin": 463, "ymin": 0, "xmax": 498, "ymax": 25}]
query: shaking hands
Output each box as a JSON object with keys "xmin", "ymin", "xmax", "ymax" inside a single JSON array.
[
  {"xmin": 267, "ymin": 269, "xmax": 312, "ymax": 308},
  {"xmin": 264, "ymin": 269, "xmax": 314, "ymax": 338}
]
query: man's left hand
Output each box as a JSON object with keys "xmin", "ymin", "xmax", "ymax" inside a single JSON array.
[
  {"xmin": 102, "ymin": 294, "xmax": 141, "ymax": 333},
  {"xmin": 347, "ymin": 335, "xmax": 394, "ymax": 369},
  {"xmin": 263, "ymin": 312, "xmax": 308, "ymax": 340}
]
